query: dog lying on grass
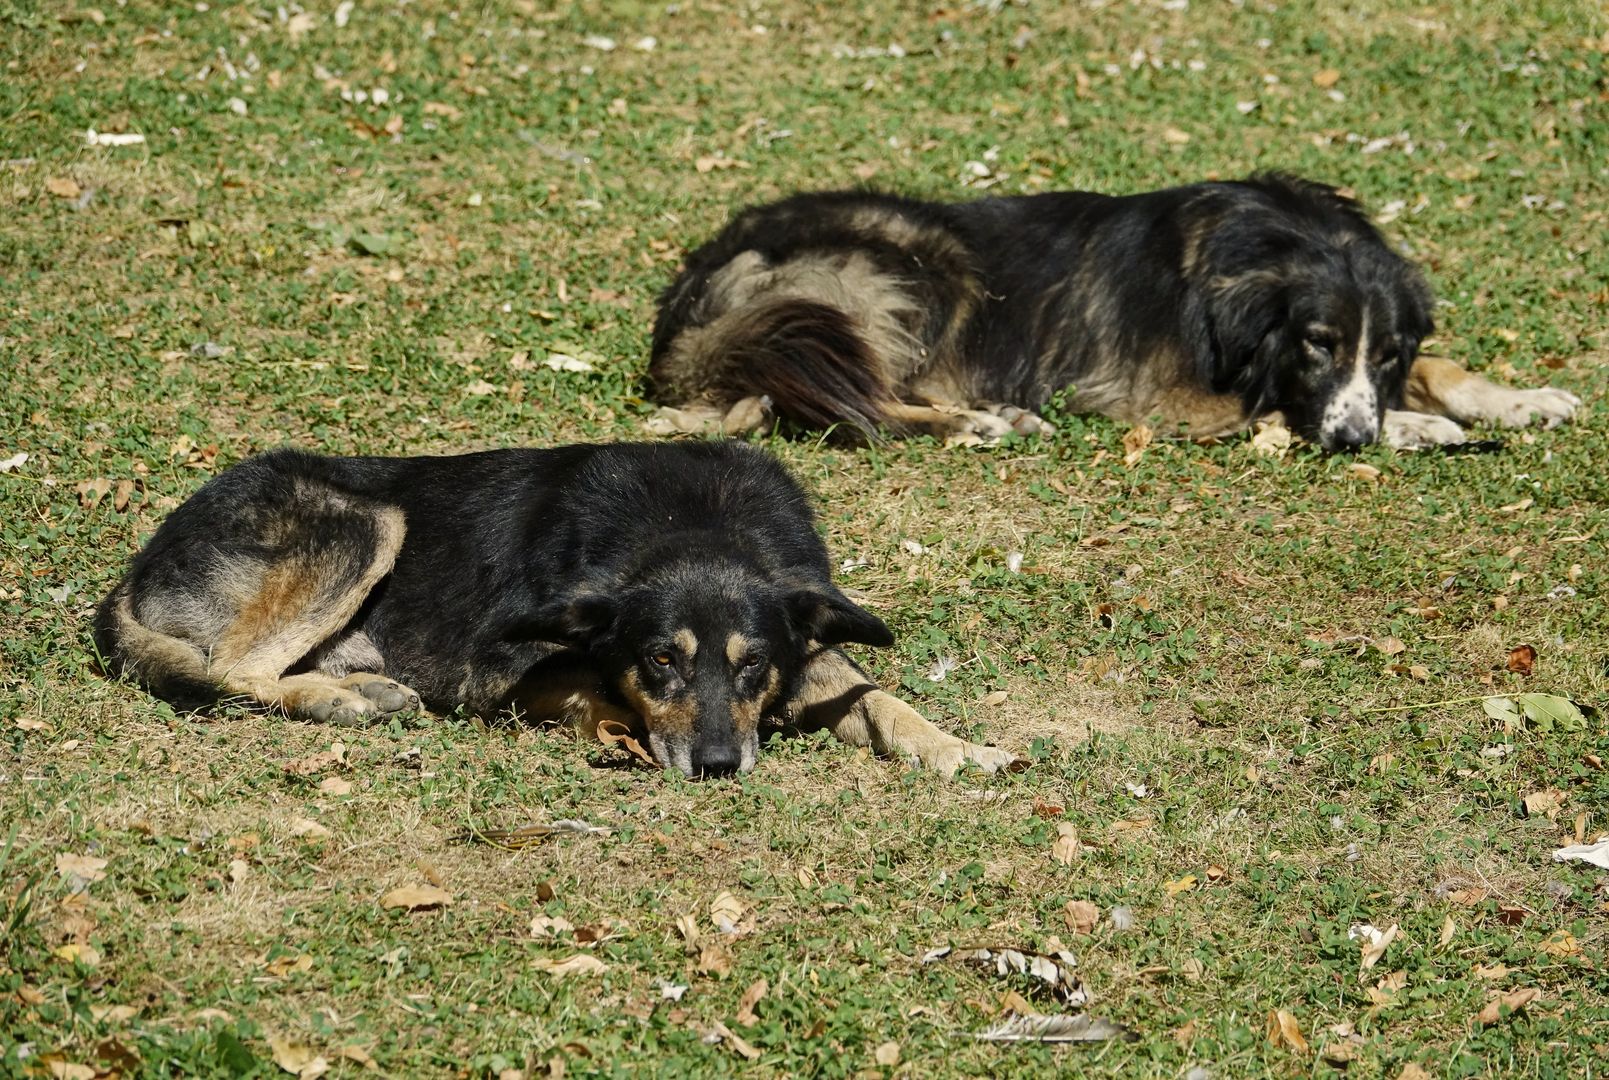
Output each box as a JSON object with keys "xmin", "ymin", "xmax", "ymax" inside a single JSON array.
[
  {"xmin": 95, "ymin": 441, "xmax": 1015, "ymax": 778},
  {"xmin": 649, "ymin": 174, "xmax": 1579, "ymax": 450}
]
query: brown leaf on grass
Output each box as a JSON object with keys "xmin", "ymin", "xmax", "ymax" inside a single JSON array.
[
  {"xmin": 696, "ymin": 943, "xmax": 733, "ymax": 978},
  {"xmin": 268, "ymin": 1036, "xmax": 327, "ymax": 1078},
  {"xmin": 532, "ymin": 954, "xmax": 606, "ymax": 980},
  {"xmin": 75, "ymin": 477, "xmax": 112, "ymax": 508},
  {"xmin": 1474, "ymin": 987, "xmax": 1541, "ymax": 1026},
  {"xmin": 873, "ymin": 1041, "xmax": 900, "ymax": 1066},
  {"xmin": 46, "ymin": 176, "xmax": 82, "ymax": 199},
  {"xmin": 112, "ymin": 478, "xmax": 135, "ymax": 512},
  {"xmin": 1121, "ymin": 423, "xmax": 1153, "ymax": 466},
  {"xmin": 1521, "ymin": 788, "xmax": 1565, "ymax": 819},
  {"xmin": 1365, "ymin": 970, "xmax": 1408, "ymax": 1006},
  {"xmin": 1439, "ymin": 915, "xmax": 1457, "ymax": 948},
  {"xmin": 1050, "ymin": 823, "xmax": 1080, "ymax": 865},
  {"xmin": 596, "ymin": 718, "xmax": 656, "ymax": 766},
  {"xmin": 1540, "ymin": 930, "xmax": 1579, "ymax": 957},
  {"xmin": 1266, "ymin": 1009, "xmax": 1309, "ymax": 1053},
  {"xmin": 289, "ymin": 817, "xmax": 331, "ymax": 841},
  {"xmin": 55, "ymin": 853, "xmax": 108, "ymax": 889},
  {"xmin": 706, "ymin": 1020, "xmax": 760, "ymax": 1060},
  {"xmin": 1348, "ymin": 462, "xmax": 1381, "ymax": 482},
  {"xmin": 530, "ymin": 915, "xmax": 575, "ymax": 939},
  {"xmin": 284, "ymin": 744, "xmax": 346, "ymax": 777},
  {"xmin": 709, "ymin": 890, "xmax": 745, "ymax": 933},
  {"xmin": 1354, "ymin": 923, "xmax": 1398, "ymax": 977},
  {"xmin": 1497, "ymin": 904, "xmax": 1527, "ymax": 925},
  {"xmin": 1063, "ymin": 900, "xmax": 1099, "ymax": 935},
  {"xmin": 380, "ymin": 884, "xmax": 452, "ymax": 912},
  {"xmin": 694, "ymin": 155, "xmax": 751, "ymax": 173},
  {"xmin": 317, "ymin": 776, "xmax": 352, "ymax": 796},
  {"xmin": 1397, "ymin": 1065, "xmax": 1431, "ymax": 1080},
  {"xmin": 1250, "ymin": 417, "xmax": 1293, "ymax": 456},
  {"xmin": 1374, "ymin": 637, "xmax": 1406, "ymax": 657},
  {"xmin": 675, "ymin": 913, "xmax": 700, "ymax": 951},
  {"xmin": 735, "ymin": 978, "xmax": 768, "ymax": 1026},
  {"xmin": 336, "ymin": 1046, "xmax": 378, "ymax": 1071},
  {"xmin": 421, "ymin": 101, "xmax": 462, "ymax": 119},
  {"xmin": 1312, "ymin": 68, "xmax": 1341, "ymax": 88},
  {"xmin": 1443, "ymin": 886, "xmax": 1487, "ymax": 906},
  {"xmin": 1506, "ymin": 644, "xmax": 1537, "ymax": 675},
  {"xmin": 1473, "ymin": 962, "xmax": 1512, "ymax": 981}
]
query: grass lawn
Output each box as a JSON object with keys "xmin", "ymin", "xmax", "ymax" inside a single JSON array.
[{"xmin": 3, "ymin": 0, "xmax": 1607, "ymax": 1075}]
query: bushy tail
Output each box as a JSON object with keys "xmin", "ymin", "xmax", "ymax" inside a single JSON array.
[
  {"xmin": 652, "ymin": 294, "xmax": 903, "ymax": 439},
  {"xmin": 93, "ymin": 584, "xmax": 218, "ymax": 707}
]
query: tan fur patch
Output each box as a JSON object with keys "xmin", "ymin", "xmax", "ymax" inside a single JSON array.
[
  {"xmin": 618, "ymin": 668, "xmax": 696, "ymax": 738},
  {"xmin": 674, "ymin": 628, "xmax": 699, "ymax": 661},
  {"xmin": 1403, "ymin": 355, "xmax": 1477, "ymax": 414},
  {"xmin": 729, "ymin": 667, "xmax": 780, "ymax": 735},
  {"xmin": 725, "ymin": 633, "xmax": 753, "ymax": 666}
]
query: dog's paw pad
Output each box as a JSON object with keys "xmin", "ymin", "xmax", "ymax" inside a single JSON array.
[
  {"xmin": 961, "ymin": 743, "xmax": 1022, "ymax": 774},
  {"xmin": 304, "ymin": 689, "xmax": 375, "ymax": 727},
  {"xmin": 342, "ymin": 676, "xmax": 420, "ymax": 714}
]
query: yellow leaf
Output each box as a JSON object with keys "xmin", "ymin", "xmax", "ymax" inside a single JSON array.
[
  {"xmin": 874, "ymin": 1041, "xmax": 900, "ymax": 1066},
  {"xmin": 1164, "ymin": 875, "xmax": 1198, "ymax": 897},
  {"xmin": 1050, "ymin": 823, "xmax": 1080, "ymax": 865},
  {"xmin": 46, "ymin": 176, "xmax": 82, "ymax": 199},
  {"xmin": 1438, "ymin": 914, "xmax": 1456, "ymax": 948},
  {"xmin": 1266, "ymin": 1009, "xmax": 1309, "ymax": 1054},
  {"xmin": 709, "ymin": 890, "xmax": 745, "ymax": 933},
  {"xmin": 1312, "ymin": 68, "xmax": 1341, "ymax": 88}
]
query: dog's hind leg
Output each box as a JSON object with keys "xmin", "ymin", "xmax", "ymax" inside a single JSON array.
[
  {"xmin": 1405, "ymin": 356, "xmax": 1580, "ymax": 430},
  {"xmin": 203, "ymin": 499, "xmax": 417, "ymax": 725},
  {"xmin": 788, "ymin": 648, "xmax": 1020, "ymax": 775}
]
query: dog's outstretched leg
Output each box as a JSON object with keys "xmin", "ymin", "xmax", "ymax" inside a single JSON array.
[
  {"xmin": 1405, "ymin": 356, "xmax": 1580, "ymax": 430},
  {"xmin": 788, "ymin": 647, "xmax": 1019, "ymax": 775}
]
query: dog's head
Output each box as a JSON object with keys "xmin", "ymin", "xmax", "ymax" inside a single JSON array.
[
  {"xmin": 534, "ymin": 560, "xmax": 891, "ymax": 778},
  {"xmin": 1195, "ymin": 178, "xmax": 1435, "ymax": 451}
]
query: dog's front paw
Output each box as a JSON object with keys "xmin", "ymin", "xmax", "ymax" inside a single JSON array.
[
  {"xmin": 1383, "ymin": 410, "xmax": 1466, "ymax": 449},
  {"xmin": 1484, "ymin": 386, "xmax": 1581, "ymax": 429},
  {"xmin": 942, "ymin": 409, "xmax": 1016, "ymax": 448},
  {"xmin": 914, "ymin": 736, "xmax": 1021, "ymax": 777},
  {"xmin": 340, "ymin": 674, "xmax": 421, "ymax": 715}
]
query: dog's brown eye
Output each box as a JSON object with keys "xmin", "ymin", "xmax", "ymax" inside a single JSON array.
[{"xmin": 652, "ymin": 652, "xmax": 673, "ymax": 667}]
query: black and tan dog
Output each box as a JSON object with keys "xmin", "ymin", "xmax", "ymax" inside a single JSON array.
[
  {"xmin": 95, "ymin": 441, "xmax": 1015, "ymax": 778},
  {"xmin": 649, "ymin": 174, "xmax": 1578, "ymax": 451}
]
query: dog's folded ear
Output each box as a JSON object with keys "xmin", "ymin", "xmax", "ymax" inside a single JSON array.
[
  {"xmin": 785, "ymin": 585, "xmax": 894, "ymax": 647},
  {"xmin": 510, "ymin": 591, "xmax": 618, "ymax": 648}
]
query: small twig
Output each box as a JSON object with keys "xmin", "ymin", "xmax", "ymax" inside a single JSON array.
[{"xmin": 1357, "ymin": 694, "xmax": 1510, "ymax": 715}]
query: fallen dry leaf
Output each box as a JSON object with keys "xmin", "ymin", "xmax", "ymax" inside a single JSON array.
[
  {"xmin": 268, "ymin": 1036, "xmax": 324, "ymax": 1078},
  {"xmin": 1443, "ymin": 886, "xmax": 1487, "ymax": 906},
  {"xmin": 1348, "ymin": 462, "xmax": 1382, "ymax": 482},
  {"xmin": 1313, "ymin": 68, "xmax": 1341, "ymax": 88},
  {"xmin": 1521, "ymin": 787, "xmax": 1565, "ymax": 819},
  {"xmin": 289, "ymin": 817, "xmax": 331, "ymax": 841},
  {"xmin": 55, "ymin": 853, "xmax": 108, "ymax": 889},
  {"xmin": 1540, "ymin": 930, "xmax": 1579, "ymax": 957},
  {"xmin": 1475, "ymin": 987, "xmax": 1541, "ymax": 1026},
  {"xmin": 597, "ymin": 718, "xmax": 656, "ymax": 765},
  {"xmin": 1351, "ymin": 922, "xmax": 1398, "ymax": 977},
  {"xmin": 380, "ymin": 884, "xmax": 452, "ymax": 912},
  {"xmin": 706, "ymin": 1020, "xmax": 760, "ymax": 1060},
  {"xmin": 318, "ymin": 776, "xmax": 352, "ymax": 797},
  {"xmin": 532, "ymin": 954, "xmax": 606, "ymax": 980},
  {"xmin": 1439, "ymin": 914, "xmax": 1456, "ymax": 948},
  {"xmin": 709, "ymin": 891, "xmax": 745, "ymax": 933},
  {"xmin": 1050, "ymin": 823, "xmax": 1080, "ymax": 865},
  {"xmin": 1374, "ymin": 637, "xmax": 1407, "ymax": 657},
  {"xmin": 1250, "ymin": 417, "xmax": 1293, "ymax": 457},
  {"xmin": 735, "ymin": 978, "xmax": 768, "ymax": 1025},
  {"xmin": 1506, "ymin": 644, "xmax": 1537, "ymax": 675},
  {"xmin": 1473, "ymin": 962, "xmax": 1512, "ymax": 980},
  {"xmin": 1164, "ymin": 874, "xmax": 1198, "ymax": 897},
  {"xmin": 1121, "ymin": 423, "xmax": 1153, "ymax": 466},
  {"xmin": 1266, "ymin": 1009, "xmax": 1309, "ymax": 1054},
  {"xmin": 697, "ymin": 942, "xmax": 733, "ymax": 978},
  {"xmin": 873, "ymin": 1041, "xmax": 900, "ymax": 1066},
  {"xmin": 530, "ymin": 915, "xmax": 575, "ymax": 939},
  {"xmin": 1397, "ymin": 1065, "xmax": 1431, "ymax": 1080},
  {"xmin": 1063, "ymin": 899, "xmax": 1099, "ymax": 935},
  {"xmin": 46, "ymin": 176, "xmax": 82, "ymax": 199}
]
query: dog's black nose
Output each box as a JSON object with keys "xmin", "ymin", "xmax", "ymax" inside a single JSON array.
[
  {"xmin": 695, "ymin": 745, "xmax": 742, "ymax": 779},
  {"xmin": 1324, "ymin": 423, "xmax": 1376, "ymax": 453}
]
